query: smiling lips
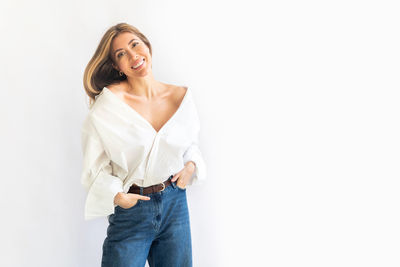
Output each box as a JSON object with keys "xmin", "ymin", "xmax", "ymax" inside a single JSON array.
[{"xmin": 131, "ymin": 58, "xmax": 145, "ymax": 69}]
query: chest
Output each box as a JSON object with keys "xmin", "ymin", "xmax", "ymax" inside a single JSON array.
[
  {"xmin": 123, "ymin": 96, "xmax": 180, "ymax": 133},
  {"xmin": 91, "ymin": 87, "xmax": 197, "ymax": 158}
]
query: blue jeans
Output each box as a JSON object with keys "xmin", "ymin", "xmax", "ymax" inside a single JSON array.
[{"xmin": 101, "ymin": 176, "xmax": 192, "ymax": 267}]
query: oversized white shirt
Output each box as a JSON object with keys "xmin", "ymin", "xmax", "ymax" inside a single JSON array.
[{"xmin": 80, "ymin": 85, "xmax": 206, "ymax": 221}]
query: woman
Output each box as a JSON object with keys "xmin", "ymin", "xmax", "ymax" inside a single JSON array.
[{"xmin": 81, "ymin": 22, "xmax": 207, "ymax": 267}]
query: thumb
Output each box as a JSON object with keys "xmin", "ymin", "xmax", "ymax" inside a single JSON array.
[
  {"xmin": 171, "ymin": 173, "xmax": 179, "ymax": 182},
  {"xmin": 138, "ymin": 195, "xmax": 151, "ymax": 201}
]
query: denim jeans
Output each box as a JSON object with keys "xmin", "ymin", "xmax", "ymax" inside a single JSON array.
[{"xmin": 101, "ymin": 175, "xmax": 192, "ymax": 267}]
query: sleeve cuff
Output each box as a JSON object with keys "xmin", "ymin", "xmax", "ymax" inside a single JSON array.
[
  {"xmin": 83, "ymin": 171, "xmax": 124, "ymax": 221},
  {"xmin": 183, "ymin": 144, "xmax": 207, "ymax": 186}
]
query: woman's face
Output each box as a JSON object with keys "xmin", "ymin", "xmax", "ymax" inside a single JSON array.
[{"xmin": 111, "ymin": 32, "xmax": 152, "ymax": 78}]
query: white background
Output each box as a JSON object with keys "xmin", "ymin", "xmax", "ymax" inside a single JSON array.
[{"xmin": 1, "ymin": 0, "xmax": 399, "ymax": 266}]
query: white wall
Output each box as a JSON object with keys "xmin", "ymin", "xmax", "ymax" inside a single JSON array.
[{"xmin": 1, "ymin": 0, "xmax": 399, "ymax": 266}]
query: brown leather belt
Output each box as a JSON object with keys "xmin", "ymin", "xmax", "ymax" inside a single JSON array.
[{"xmin": 128, "ymin": 175, "xmax": 173, "ymax": 195}]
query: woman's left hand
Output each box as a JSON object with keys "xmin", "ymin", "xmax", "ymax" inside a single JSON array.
[{"xmin": 171, "ymin": 161, "xmax": 196, "ymax": 189}]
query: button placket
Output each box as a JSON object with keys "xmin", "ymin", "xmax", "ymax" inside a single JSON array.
[{"xmin": 144, "ymin": 132, "xmax": 161, "ymax": 181}]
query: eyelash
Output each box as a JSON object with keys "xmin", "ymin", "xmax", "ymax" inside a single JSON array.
[{"xmin": 117, "ymin": 42, "xmax": 139, "ymax": 58}]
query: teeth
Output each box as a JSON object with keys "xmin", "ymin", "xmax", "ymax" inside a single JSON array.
[{"xmin": 133, "ymin": 59, "xmax": 144, "ymax": 69}]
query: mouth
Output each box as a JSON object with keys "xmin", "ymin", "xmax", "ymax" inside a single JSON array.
[{"xmin": 131, "ymin": 58, "xmax": 145, "ymax": 70}]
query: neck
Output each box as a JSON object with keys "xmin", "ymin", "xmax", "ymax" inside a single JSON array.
[{"xmin": 125, "ymin": 72, "xmax": 162, "ymax": 99}]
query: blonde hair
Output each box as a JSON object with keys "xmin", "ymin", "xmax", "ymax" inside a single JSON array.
[{"xmin": 83, "ymin": 22, "xmax": 152, "ymax": 108}]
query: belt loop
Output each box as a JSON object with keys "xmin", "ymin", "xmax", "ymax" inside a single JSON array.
[{"xmin": 140, "ymin": 186, "xmax": 143, "ymax": 195}]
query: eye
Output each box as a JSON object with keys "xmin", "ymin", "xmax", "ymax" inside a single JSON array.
[{"xmin": 116, "ymin": 42, "xmax": 139, "ymax": 58}]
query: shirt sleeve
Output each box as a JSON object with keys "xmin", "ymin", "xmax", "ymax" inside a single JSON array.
[
  {"xmin": 80, "ymin": 119, "xmax": 124, "ymax": 221},
  {"xmin": 183, "ymin": 136, "xmax": 207, "ymax": 185},
  {"xmin": 182, "ymin": 93, "xmax": 207, "ymax": 185}
]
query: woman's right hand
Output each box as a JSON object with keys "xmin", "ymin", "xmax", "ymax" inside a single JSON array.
[{"xmin": 114, "ymin": 192, "xmax": 151, "ymax": 209}]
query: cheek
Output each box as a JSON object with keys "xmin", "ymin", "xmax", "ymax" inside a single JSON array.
[
  {"xmin": 119, "ymin": 58, "xmax": 129, "ymax": 67},
  {"xmin": 140, "ymin": 47, "xmax": 151, "ymax": 57}
]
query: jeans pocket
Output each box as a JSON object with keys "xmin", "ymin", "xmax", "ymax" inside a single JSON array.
[
  {"xmin": 116, "ymin": 199, "xmax": 141, "ymax": 211},
  {"xmin": 176, "ymin": 184, "xmax": 187, "ymax": 191}
]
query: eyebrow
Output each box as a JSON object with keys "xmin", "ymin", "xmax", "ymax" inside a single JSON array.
[{"xmin": 113, "ymin": 38, "xmax": 138, "ymax": 56}]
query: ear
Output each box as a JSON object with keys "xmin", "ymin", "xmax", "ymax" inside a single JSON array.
[{"xmin": 112, "ymin": 63, "xmax": 119, "ymax": 72}]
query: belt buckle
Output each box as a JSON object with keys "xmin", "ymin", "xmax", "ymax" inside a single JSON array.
[{"xmin": 159, "ymin": 182, "xmax": 166, "ymax": 192}]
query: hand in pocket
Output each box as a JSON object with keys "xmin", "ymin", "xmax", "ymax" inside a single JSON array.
[
  {"xmin": 171, "ymin": 161, "xmax": 196, "ymax": 189},
  {"xmin": 115, "ymin": 192, "xmax": 151, "ymax": 209}
]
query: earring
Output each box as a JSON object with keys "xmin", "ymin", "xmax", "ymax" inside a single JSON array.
[{"xmin": 119, "ymin": 71, "xmax": 124, "ymax": 76}]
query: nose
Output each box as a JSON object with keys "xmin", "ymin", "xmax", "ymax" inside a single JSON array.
[{"xmin": 126, "ymin": 49, "xmax": 139, "ymax": 60}]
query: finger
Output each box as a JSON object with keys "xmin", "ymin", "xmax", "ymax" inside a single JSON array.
[
  {"xmin": 126, "ymin": 193, "xmax": 151, "ymax": 201},
  {"xmin": 128, "ymin": 193, "xmax": 150, "ymax": 200},
  {"xmin": 137, "ymin": 195, "xmax": 151, "ymax": 201},
  {"xmin": 177, "ymin": 179, "xmax": 186, "ymax": 187},
  {"xmin": 177, "ymin": 182, "xmax": 186, "ymax": 189},
  {"xmin": 171, "ymin": 173, "xmax": 180, "ymax": 182}
]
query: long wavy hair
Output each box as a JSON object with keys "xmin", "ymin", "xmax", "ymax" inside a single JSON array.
[{"xmin": 83, "ymin": 23, "xmax": 152, "ymax": 108}]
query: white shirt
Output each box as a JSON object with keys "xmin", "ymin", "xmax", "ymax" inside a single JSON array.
[{"xmin": 80, "ymin": 85, "xmax": 206, "ymax": 221}]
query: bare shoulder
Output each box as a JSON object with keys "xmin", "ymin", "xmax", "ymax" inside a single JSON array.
[
  {"xmin": 165, "ymin": 83, "xmax": 188, "ymax": 103},
  {"xmin": 106, "ymin": 81, "xmax": 187, "ymax": 103},
  {"xmin": 106, "ymin": 83, "xmax": 125, "ymax": 96}
]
